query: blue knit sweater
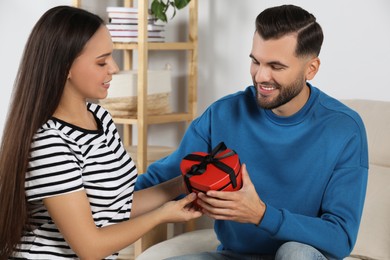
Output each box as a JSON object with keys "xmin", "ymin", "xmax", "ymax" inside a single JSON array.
[{"xmin": 135, "ymin": 84, "xmax": 368, "ymax": 259}]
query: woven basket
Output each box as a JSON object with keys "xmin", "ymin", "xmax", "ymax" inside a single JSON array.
[{"xmin": 99, "ymin": 93, "xmax": 172, "ymax": 117}]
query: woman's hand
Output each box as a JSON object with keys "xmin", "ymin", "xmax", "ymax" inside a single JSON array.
[{"xmin": 157, "ymin": 193, "xmax": 203, "ymax": 223}]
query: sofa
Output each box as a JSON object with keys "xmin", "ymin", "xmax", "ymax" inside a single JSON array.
[{"xmin": 137, "ymin": 99, "xmax": 390, "ymax": 260}]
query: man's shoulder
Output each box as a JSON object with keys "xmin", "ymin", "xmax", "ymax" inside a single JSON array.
[
  {"xmin": 211, "ymin": 86, "xmax": 255, "ymax": 108},
  {"xmin": 318, "ymin": 92, "xmax": 360, "ymax": 115},
  {"xmin": 317, "ymin": 91, "xmax": 365, "ymax": 130}
]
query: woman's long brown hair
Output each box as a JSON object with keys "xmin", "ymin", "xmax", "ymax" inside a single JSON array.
[{"xmin": 0, "ymin": 6, "xmax": 103, "ymax": 258}]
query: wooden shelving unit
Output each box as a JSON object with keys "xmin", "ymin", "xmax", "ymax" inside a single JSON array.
[
  {"xmin": 124, "ymin": 0, "xmax": 198, "ymax": 176},
  {"xmin": 73, "ymin": 0, "xmax": 198, "ymax": 258}
]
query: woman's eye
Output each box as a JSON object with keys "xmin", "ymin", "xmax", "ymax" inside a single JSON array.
[{"xmin": 98, "ymin": 63, "xmax": 107, "ymax": 67}]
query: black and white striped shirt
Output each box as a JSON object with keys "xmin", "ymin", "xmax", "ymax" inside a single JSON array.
[{"xmin": 14, "ymin": 103, "xmax": 137, "ymax": 259}]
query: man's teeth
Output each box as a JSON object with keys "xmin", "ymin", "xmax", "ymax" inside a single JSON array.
[{"xmin": 261, "ymin": 86, "xmax": 275, "ymax": 90}]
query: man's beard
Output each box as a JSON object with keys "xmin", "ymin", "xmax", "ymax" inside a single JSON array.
[{"xmin": 254, "ymin": 76, "xmax": 307, "ymax": 110}]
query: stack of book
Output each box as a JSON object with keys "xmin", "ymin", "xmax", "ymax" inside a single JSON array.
[{"xmin": 106, "ymin": 6, "xmax": 165, "ymax": 43}]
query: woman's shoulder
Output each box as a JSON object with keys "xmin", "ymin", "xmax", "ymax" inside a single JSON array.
[
  {"xmin": 87, "ymin": 102, "xmax": 116, "ymax": 128},
  {"xmin": 33, "ymin": 119, "xmax": 78, "ymax": 151}
]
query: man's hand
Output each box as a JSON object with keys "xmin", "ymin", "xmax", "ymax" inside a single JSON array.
[{"xmin": 197, "ymin": 164, "xmax": 266, "ymax": 225}]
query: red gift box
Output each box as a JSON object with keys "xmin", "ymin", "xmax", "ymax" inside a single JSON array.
[{"xmin": 180, "ymin": 142, "xmax": 242, "ymax": 194}]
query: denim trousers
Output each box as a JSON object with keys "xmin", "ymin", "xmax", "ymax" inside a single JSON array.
[{"xmin": 164, "ymin": 241, "xmax": 337, "ymax": 260}]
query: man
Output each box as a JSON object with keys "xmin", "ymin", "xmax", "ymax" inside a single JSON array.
[{"xmin": 135, "ymin": 5, "xmax": 368, "ymax": 260}]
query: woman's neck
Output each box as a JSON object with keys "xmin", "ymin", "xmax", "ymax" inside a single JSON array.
[{"xmin": 53, "ymin": 100, "xmax": 98, "ymax": 131}]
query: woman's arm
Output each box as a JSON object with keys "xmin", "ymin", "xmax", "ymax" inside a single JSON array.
[
  {"xmin": 131, "ymin": 176, "xmax": 187, "ymax": 217},
  {"xmin": 44, "ymin": 188, "xmax": 200, "ymax": 259}
]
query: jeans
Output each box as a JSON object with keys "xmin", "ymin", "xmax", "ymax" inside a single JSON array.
[{"xmin": 164, "ymin": 241, "xmax": 335, "ymax": 260}]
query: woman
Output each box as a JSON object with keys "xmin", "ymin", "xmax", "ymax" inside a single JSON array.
[{"xmin": 0, "ymin": 6, "xmax": 201, "ymax": 259}]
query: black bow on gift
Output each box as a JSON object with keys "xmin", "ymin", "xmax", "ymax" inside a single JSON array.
[{"xmin": 183, "ymin": 142, "xmax": 239, "ymax": 193}]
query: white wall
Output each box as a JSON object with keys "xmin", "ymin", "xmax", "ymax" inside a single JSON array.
[
  {"xmin": 196, "ymin": 0, "xmax": 390, "ymax": 112},
  {"xmin": 1, "ymin": 0, "xmax": 390, "ymax": 142},
  {"xmin": 0, "ymin": 0, "xmax": 72, "ymax": 140}
]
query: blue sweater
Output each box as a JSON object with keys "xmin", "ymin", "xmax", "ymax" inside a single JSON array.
[{"xmin": 135, "ymin": 84, "xmax": 368, "ymax": 259}]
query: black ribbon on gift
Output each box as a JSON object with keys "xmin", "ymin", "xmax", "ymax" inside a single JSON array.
[{"xmin": 183, "ymin": 142, "xmax": 238, "ymax": 193}]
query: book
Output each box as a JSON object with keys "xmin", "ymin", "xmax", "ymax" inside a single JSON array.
[
  {"xmin": 106, "ymin": 23, "xmax": 164, "ymax": 31},
  {"xmin": 109, "ymin": 30, "xmax": 164, "ymax": 37},
  {"xmin": 106, "ymin": 6, "xmax": 139, "ymax": 13},
  {"xmin": 108, "ymin": 17, "xmax": 159, "ymax": 24},
  {"xmin": 107, "ymin": 11, "xmax": 155, "ymax": 20},
  {"xmin": 111, "ymin": 36, "xmax": 165, "ymax": 43},
  {"xmin": 106, "ymin": 6, "xmax": 155, "ymax": 20},
  {"xmin": 108, "ymin": 18, "xmax": 139, "ymax": 24}
]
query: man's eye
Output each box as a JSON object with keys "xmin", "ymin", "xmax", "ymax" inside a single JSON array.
[
  {"xmin": 272, "ymin": 66, "xmax": 284, "ymax": 71},
  {"xmin": 251, "ymin": 59, "xmax": 259, "ymax": 65},
  {"xmin": 98, "ymin": 63, "xmax": 107, "ymax": 67}
]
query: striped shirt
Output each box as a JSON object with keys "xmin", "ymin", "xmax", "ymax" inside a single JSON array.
[{"xmin": 13, "ymin": 103, "xmax": 137, "ymax": 259}]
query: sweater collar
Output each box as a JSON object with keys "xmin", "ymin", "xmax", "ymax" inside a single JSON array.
[{"xmin": 251, "ymin": 83, "xmax": 319, "ymax": 125}]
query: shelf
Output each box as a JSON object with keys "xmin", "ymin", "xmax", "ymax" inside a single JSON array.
[
  {"xmin": 113, "ymin": 112, "xmax": 193, "ymax": 125},
  {"xmin": 113, "ymin": 42, "xmax": 196, "ymax": 50}
]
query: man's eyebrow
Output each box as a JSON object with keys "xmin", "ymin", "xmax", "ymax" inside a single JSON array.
[
  {"xmin": 268, "ymin": 61, "xmax": 289, "ymax": 68},
  {"xmin": 250, "ymin": 54, "xmax": 288, "ymax": 68},
  {"xmin": 96, "ymin": 52, "xmax": 111, "ymax": 59}
]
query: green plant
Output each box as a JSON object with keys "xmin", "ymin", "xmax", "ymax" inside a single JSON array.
[{"xmin": 151, "ymin": 0, "xmax": 191, "ymax": 23}]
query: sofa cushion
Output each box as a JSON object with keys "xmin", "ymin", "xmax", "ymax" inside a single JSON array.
[
  {"xmin": 137, "ymin": 229, "xmax": 219, "ymax": 260},
  {"xmin": 350, "ymin": 164, "xmax": 390, "ymax": 259},
  {"xmin": 342, "ymin": 99, "xmax": 390, "ymax": 167}
]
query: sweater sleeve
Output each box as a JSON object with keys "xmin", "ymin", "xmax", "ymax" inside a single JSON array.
[
  {"xmin": 135, "ymin": 89, "xmax": 250, "ymax": 190},
  {"xmin": 135, "ymin": 110, "xmax": 212, "ymax": 190}
]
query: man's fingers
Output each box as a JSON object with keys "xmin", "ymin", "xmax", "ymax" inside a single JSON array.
[
  {"xmin": 197, "ymin": 192, "xmax": 233, "ymax": 209},
  {"xmin": 241, "ymin": 163, "xmax": 253, "ymax": 187}
]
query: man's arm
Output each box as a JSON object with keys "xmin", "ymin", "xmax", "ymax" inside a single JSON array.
[{"xmin": 135, "ymin": 117, "xmax": 212, "ymax": 190}]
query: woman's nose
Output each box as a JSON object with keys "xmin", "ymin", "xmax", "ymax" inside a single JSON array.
[{"xmin": 109, "ymin": 58, "xmax": 119, "ymax": 74}]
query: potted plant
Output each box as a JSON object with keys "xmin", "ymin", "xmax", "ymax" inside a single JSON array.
[{"xmin": 151, "ymin": 0, "xmax": 191, "ymax": 22}]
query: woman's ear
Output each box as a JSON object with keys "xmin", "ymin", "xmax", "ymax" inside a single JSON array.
[{"xmin": 305, "ymin": 57, "xmax": 320, "ymax": 81}]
